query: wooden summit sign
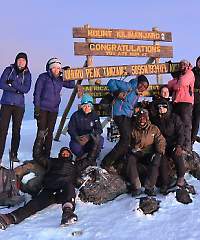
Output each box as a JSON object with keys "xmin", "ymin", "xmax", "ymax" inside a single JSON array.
[
  {"xmin": 74, "ymin": 42, "xmax": 173, "ymax": 58},
  {"xmin": 73, "ymin": 27, "xmax": 172, "ymax": 42},
  {"xmin": 81, "ymin": 84, "xmax": 164, "ymax": 98},
  {"xmin": 63, "ymin": 62, "xmax": 179, "ymax": 81}
]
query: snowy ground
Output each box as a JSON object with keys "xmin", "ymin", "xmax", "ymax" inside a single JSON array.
[{"xmin": 1, "ymin": 119, "xmax": 200, "ymax": 240}]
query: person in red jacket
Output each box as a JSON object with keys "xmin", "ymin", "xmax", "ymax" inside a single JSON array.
[{"xmin": 168, "ymin": 59, "xmax": 195, "ymax": 152}]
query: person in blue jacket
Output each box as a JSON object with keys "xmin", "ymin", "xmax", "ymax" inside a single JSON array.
[
  {"xmin": 33, "ymin": 58, "xmax": 75, "ymax": 158},
  {"xmin": 101, "ymin": 75, "xmax": 149, "ymax": 171},
  {"xmin": 68, "ymin": 94, "xmax": 103, "ymax": 168},
  {"xmin": 0, "ymin": 52, "xmax": 31, "ymax": 164}
]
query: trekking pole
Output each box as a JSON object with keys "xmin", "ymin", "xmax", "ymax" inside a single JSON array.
[
  {"xmin": 8, "ymin": 149, "xmax": 14, "ymax": 198},
  {"xmin": 75, "ymin": 175, "xmax": 91, "ymax": 201}
]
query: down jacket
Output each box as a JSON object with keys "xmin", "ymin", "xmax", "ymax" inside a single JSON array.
[
  {"xmin": 130, "ymin": 121, "xmax": 166, "ymax": 155},
  {"xmin": 168, "ymin": 67, "xmax": 195, "ymax": 104},
  {"xmin": 107, "ymin": 78, "xmax": 139, "ymax": 118},
  {"xmin": 68, "ymin": 109, "xmax": 103, "ymax": 141},
  {"xmin": 33, "ymin": 71, "xmax": 75, "ymax": 112},
  {"xmin": 0, "ymin": 65, "xmax": 31, "ymax": 108}
]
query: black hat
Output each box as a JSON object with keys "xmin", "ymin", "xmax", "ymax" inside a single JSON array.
[
  {"xmin": 137, "ymin": 75, "xmax": 149, "ymax": 85},
  {"xmin": 14, "ymin": 52, "xmax": 28, "ymax": 70},
  {"xmin": 58, "ymin": 147, "xmax": 73, "ymax": 161},
  {"xmin": 136, "ymin": 108, "xmax": 149, "ymax": 119},
  {"xmin": 15, "ymin": 52, "xmax": 28, "ymax": 64}
]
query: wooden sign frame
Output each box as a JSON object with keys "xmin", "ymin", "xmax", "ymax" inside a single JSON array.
[
  {"xmin": 73, "ymin": 27, "xmax": 172, "ymax": 42},
  {"xmin": 63, "ymin": 62, "xmax": 179, "ymax": 81},
  {"xmin": 74, "ymin": 42, "xmax": 173, "ymax": 58}
]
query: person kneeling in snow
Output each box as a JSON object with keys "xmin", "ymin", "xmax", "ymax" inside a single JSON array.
[
  {"xmin": 0, "ymin": 147, "xmax": 78, "ymax": 230},
  {"xmin": 126, "ymin": 109, "xmax": 166, "ymax": 196},
  {"xmin": 68, "ymin": 94, "xmax": 104, "ymax": 172}
]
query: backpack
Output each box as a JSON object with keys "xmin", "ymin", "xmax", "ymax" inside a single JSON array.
[{"xmin": 0, "ymin": 166, "xmax": 24, "ymax": 207}]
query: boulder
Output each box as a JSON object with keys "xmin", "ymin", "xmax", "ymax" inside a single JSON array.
[{"xmin": 78, "ymin": 166, "xmax": 127, "ymax": 204}]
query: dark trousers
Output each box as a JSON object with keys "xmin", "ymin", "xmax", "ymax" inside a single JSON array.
[
  {"xmin": 126, "ymin": 152, "xmax": 161, "ymax": 189},
  {"xmin": 174, "ymin": 102, "xmax": 193, "ymax": 151},
  {"xmin": 35, "ymin": 110, "xmax": 58, "ymax": 157},
  {"xmin": 0, "ymin": 105, "xmax": 24, "ymax": 161},
  {"xmin": 70, "ymin": 136, "xmax": 104, "ymax": 157},
  {"xmin": 192, "ymin": 103, "xmax": 200, "ymax": 142},
  {"xmin": 101, "ymin": 115, "xmax": 132, "ymax": 167},
  {"xmin": 160, "ymin": 151, "xmax": 186, "ymax": 186},
  {"xmin": 11, "ymin": 182, "xmax": 76, "ymax": 224}
]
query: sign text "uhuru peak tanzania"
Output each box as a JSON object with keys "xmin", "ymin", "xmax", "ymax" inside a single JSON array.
[{"xmin": 63, "ymin": 63, "xmax": 178, "ymax": 81}]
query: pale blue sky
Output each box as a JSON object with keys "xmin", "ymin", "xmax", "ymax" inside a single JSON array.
[{"xmin": 0, "ymin": 0, "xmax": 199, "ymax": 118}]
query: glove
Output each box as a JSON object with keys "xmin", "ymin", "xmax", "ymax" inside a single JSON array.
[
  {"xmin": 34, "ymin": 106, "xmax": 40, "ymax": 120},
  {"xmin": 174, "ymin": 145, "xmax": 183, "ymax": 156},
  {"xmin": 6, "ymin": 79, "xmax": 13, "ymax": 86},
  {"xmin": 78, "ymin": 135, "xmax": 90, "ymax": 146}
]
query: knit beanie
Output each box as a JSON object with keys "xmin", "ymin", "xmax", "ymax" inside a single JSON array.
[
  {"xmin": 46, "ymin": 57, "xmax": 62, "ymax": 71},
  {"xmin": 81, "ymin": 94, "xmax": 94, "ymax": 105}
]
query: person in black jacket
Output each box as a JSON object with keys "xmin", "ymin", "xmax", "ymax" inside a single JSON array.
[
  {"xmin": 192, "ymin": 56, "xmax": 200, "ymax": 144},
  {"xmin": 0, "ymin": 147, "xmax": 78, "ymax": 230},
  {"xmin": 152, "ymin": 99, "xmax": 186, "ymax": 192},
  {"xmin": 68, "ymin": 94, "xmax": 103, "ymax": 167}
]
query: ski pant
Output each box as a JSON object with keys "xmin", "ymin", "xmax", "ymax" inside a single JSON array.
[
  {"xmin": 101, "ymin": 115, "xmax": 132, "ymax": 167},
  {"xmin": 11, "ymin": 182, "xmax": 76, "ymax": 224},
  {"xmin": 173, "ymin": 102, "xmax": 193, "ymax": 151},
  {"xmin": 160, "ymin": 151, "xmax": 186, "ymax": 186},
  {"xmin": 126, "ymin": 152, "xmax": 161, "ymax": 190},
  {"xmin": 35, "ymin": 110, "xmax": 58, "ymax": 157},
  {"xmin": 70, "ymin": 136, "xmax": 104, "ymax": 157},
  {"xmin": 192, "ymin": 103, "xmax": 200, "ymax": 142},
  {"xmin": 0, "ymin": 104, "xmax": 24, "ymax": 162}
]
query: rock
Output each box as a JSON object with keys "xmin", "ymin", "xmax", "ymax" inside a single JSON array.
[
  {"xmin": 176, "ymin": 188, "xmax": 192, "ymax": 204},
  {"xmin": 78, "ymin": 166, "xmax": 127, "ymax": 204},
  {"xmin": 138, "ymin": 197, "xmax": 160, "ymax": 214}
]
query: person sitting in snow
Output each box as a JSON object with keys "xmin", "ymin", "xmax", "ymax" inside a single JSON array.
[
  {"xmin": 126, "ymin": 108, "xmax": 166, "ymax": 196},
  {"xmin": 152, "ymin": 98, "xmax": 186, "ymax": 193},
  {"xmin": 68, "ymin": 93, "xmax": 103, "ymax": 172},
  {"xmin": 0, "ymin": 147, "xmax": 78, "ymax": 230}
]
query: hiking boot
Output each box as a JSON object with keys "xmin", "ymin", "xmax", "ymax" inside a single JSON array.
[
  {"xmin": 131, "ymin": 188, "xmax": 143, "ymax": 197},
  {"xmin": 60, "ymin": 207, "xmax": 78, "ymax": 227},
  {"xmin": 160, "ymin": 185, "xmax": 168, "ymax": 195},
  {"xmin": 145, "ymin": 187, "xmax": 157, "ymax": 196},
  {"xmin": 0, "ymin": 214, "xmax": 15, "ymax": 230}
]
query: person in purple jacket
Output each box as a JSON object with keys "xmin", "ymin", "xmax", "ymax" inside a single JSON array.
[
  {"xmin": 33, "ymin": 58, "xmax": 75, "ymax": 159},
  {"xmin": 0, "ymin": 52, "xmax": 31, "ymax": 165}
]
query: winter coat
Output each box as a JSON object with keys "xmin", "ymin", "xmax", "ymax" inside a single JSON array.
[
  {"xmin": 130, "ymin": 121, "xmax": 166, "ymax": 155},
  {"xmin": 43, "ymin": 156, "xmax": 76, "ymax": 190},
  {"xmin": 192, "ymin": 57, "xmax": 200, "ymax": 104},
  {"xmin": 168, "ymin": 68, "xmax": 195, "ymax": 104},
  {"xmin": 152, "ymin": 110, "xmax": 184, "ymax": 149},
  {"xmin": 0, "ymin": 65, "xmax": 31, "ymax": 108},
  {"xmin": 33, "ymin": 71, "xmax": 75, "ymax": 112},
  {"xmin": 68, "ymin": 109, "xmax": 103, "ymax": 141},
  {"xmin": 107, "ymin": 78, "xmax": 139, "ymax": 118}
]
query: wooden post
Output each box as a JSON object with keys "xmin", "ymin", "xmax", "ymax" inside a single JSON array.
[
  {"xmin": 84, "ymin": 24, "xmax": 96, "ymax": 85},
  {"xmin": 54, "ymin": 80, "xmax": 82, "ymax": 141},
  {"xmin": 152, "ymin": 27, "xmax": 162, "ymax": 84}
]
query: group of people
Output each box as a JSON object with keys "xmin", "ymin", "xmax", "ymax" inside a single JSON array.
[
  {"xmin": 102, "ymin": 58, "xmax": 200, "ymax": 196},
  {"xmin": 0, "ymin": 53, "xmax": 200, "ymax": 230},
  {"xmin": 0, "ymin": 52, "xmax": 105, "ymax": 230}
]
